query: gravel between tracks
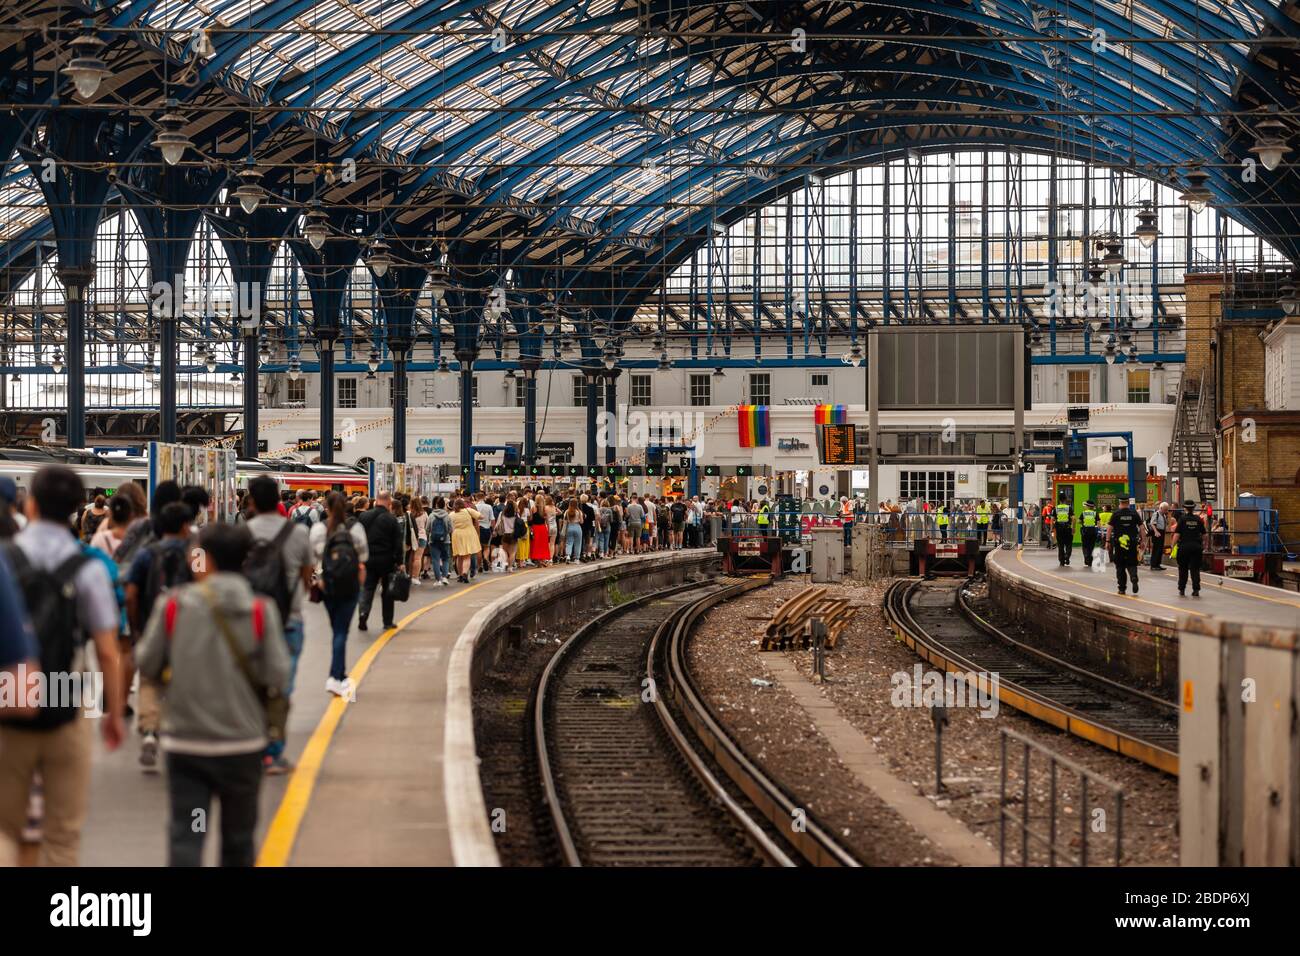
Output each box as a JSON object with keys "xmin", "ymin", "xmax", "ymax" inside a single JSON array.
[
  {"xmin": 475, "ymin": 610, "xmax": 597, "ymax": 867},
  {"xmin": 688, "ymin": 576, "xmax": 1179, "ymax": 867}
]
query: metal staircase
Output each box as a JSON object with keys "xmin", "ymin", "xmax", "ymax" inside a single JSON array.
[{"xmin": 1167, "ymin": 367, "xmax": 1218, "ymax": 505}]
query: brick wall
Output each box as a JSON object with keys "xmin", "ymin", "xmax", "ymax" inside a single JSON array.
[
  {"xmin": 1184, "ymin": 273, "xmax": 1225, "ymax": 381},
  {"xmin": 1221, "ymin": 411, "xmax": 1300, "ymax": 544},
  {"xmin": 1218, "ymin": 322, "xmax": 1270, "ymax": 413}
]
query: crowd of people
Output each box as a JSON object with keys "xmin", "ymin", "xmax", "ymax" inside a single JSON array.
[{"xmin": 0, "ymin": 469, "xmax": 733, "ymax": 868}]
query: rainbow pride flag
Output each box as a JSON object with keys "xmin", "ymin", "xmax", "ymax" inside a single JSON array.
[
  {"xmin": 737, "ymin": 405, "xmax": 770, "ymax": 448},
  {"xmin": 814, "ymin": 404, "xmax": 848, "ymax": 425}
]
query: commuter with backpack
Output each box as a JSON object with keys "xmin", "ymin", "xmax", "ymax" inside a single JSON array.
[
  {"xmin": 309, "ymin": 491, "xmax": 368, "ymax": 698},
  {"xmin": 123, "ymin": 500, "xmax": 195, "ymax": 772},
  {"xmin": 242, "ymin": 477, "xmax": 313, "ymax": 775},
  {"xmin": 0, "ymin": 465, "xmax": 125, "ymax": 867},
  {"xmin": 136, "ymin": 521, "xmax": 290, "ymax": 867},
  {"xmin": 426, "ymin": 497, "xmax": 451, "ymax": 584}
]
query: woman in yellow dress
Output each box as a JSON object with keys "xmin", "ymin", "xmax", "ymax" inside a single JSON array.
[{"xmin": 450, "ymin": 497, "xmax": 481, "ymax": 582}]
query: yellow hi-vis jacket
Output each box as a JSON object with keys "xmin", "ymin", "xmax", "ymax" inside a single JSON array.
[
  {"xmin": 1082, "ymin": 509, "xmax": 1098, "ymax": 527},
  {"xmin": 1054, "ymin": 503, "xmax": 1071, "ymax": 523},
  {"xmin": 976, "ymin": 504, "xmax": 990, "ymax": 526},
  {"xmin": 936, "ymin": 508, "xmax": 949, "ymax": 527},
  {"xmin": 756, "ymin": 503, "xmax": 770, "ymax": 526}
]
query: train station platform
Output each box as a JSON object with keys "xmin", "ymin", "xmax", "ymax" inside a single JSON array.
[
  {"xmin": 988, "ymin": 546, "xmax": 1300, "ymax": 632},
  {"xmin": 77, "ymin": 549, "xmax": 714, "ymax": 868}
]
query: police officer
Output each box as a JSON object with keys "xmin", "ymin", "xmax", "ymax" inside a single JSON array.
[
  {"xmin": 1108, "ymin": 498, "xmax": 1146, "ymax": 595},
  {"xmin": 1054, "ymin": 499, "xmax": 1074, "ymax": 566},
  {"xmin": 1079, "ymin": 499, "xmax": 1099, "ymax": 567},
  {"xmin": 936, "ymin": 503, "xmax": 949, "ymax": 541},
  {"xmin": 1168, "ymin": 499, "xmax": 1206, "ymax": 597}
]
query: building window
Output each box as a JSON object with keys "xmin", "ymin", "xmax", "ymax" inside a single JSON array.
[
  {"xmin": 689, "ymin": 374, "xmax": 711, "ymax": 406},
  {"xmin": 338, "ymin": 377, "xmax": 357, "ymax": 409},
  {"xmin": 286, "ymin": 377, "xmax": 306, "ymax": 405},
  {"xmin": 748, "ymin": 372, "xmax": 771, "ymax": 405},
  {"xmin": 630, "ymin": 373, "xmax": 652, "ymax": 406},
  {"xmin": 572, "ymin": 375, "xmax": 602, "ymax": 407},
  {"xmin": 1126, "ymin": 368, "xmax": 1151, "ymax": 403},
  {"xmin": 899, "ymin": 470, "xmax": 956, "ymax": 504},
  {"xmin": 1067, "ymin": 370, "xmax": 1090, "ymax": 404},
  {"xmin": 811, "ymin": 373, "xmax": 829, "ymax": 388}
]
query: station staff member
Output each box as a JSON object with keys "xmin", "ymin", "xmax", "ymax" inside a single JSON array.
[
  {"xmin": 1107, "ymin": 499, "xmax": 1146, "ymax": 596},
  {"xmin": 975, "ymin": 500, "xmax": 990, "ymax": 546},
  {"xmin": 1168, "ymin": 500, "xmax": 1206, "ymax": 598},
  {"xmin": 1079, "ymin": 500, "xmax": 1099, "ymax": 567},
  {"xmin": 936, "ymin": 504, "xmax": 949, "ymax": 541},
  {"xmin": 1053, "ymin": 499, "xmax": 1074, "ymax": 566}
]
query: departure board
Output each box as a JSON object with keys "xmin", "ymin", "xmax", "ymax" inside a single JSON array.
[{"xmin": 820, "ymin": 424, "xmax": 856, "ymax": 465}]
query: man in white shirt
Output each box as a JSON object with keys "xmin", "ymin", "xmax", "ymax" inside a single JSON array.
[{"xmin": 475, "ymin": 492, "xmax": 495, "ymax": 571}]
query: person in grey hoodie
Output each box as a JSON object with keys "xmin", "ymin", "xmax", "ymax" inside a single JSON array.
[
  {"xmin": 136, "ymin": 522, "xmax": 290, "ymax": 867},
  {"xmin": 427, "ymin": 496, "xmax": 452, "ymax": 584}
]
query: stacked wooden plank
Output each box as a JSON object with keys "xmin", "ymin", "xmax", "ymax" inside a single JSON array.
[{"xmin": 760, "ymin": 586, "xmax": 858, "ymax": 651}]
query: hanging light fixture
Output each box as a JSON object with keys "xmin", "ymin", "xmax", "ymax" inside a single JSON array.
[
  {"xmin": 1249, "ymin": 116, "xmax": 1291, "ymax": 172},
  {"xmin": 231, "ymin": 163, "xmax": 267, "ymax": 215},
  {"xmin": 302, "ymin": 205, "xmax": 329, "ymax": 251},
  {"xmin": 287, "ymin": 356, "xmax": 302, "ymax": 381},
  {"xmin": 437, "ymin": 355, "xmax": 451, "ymax": 374},
  {"xmin": 1277, "ymin": 278, "xmax": 1300, "ymax": 315},
  {"xmin": 656, "ymin": 352, "xmax": 672, "ymax": 373},
  {"xmin": 153, "ymin": 103, "xmax": 194, "ymax": 166},
  {"xmin": 1134, "ymin": 200, "xmax": 1159, "ymax": 249},
  {"xmin": 427, "ymin": 244, "xmax": 450, "ymax": 303},
  {"xmin": 1179, "ymin": 168, "xmax": 1212, "ymax": 215},
  {"xmin": 1101, "ymin": 234, "xmax": 1126, "ymax": 275},
  {"xmin": 257, "ymin": 340, "xmax": 271, "ymax": 366},
  {"xmin": 63, "ymin": 28, "xmax": 111, "ymax": 102},
  {"xmin": 1103, "ymin": 335, "xmax": 1117, "ymax": 365},
  {"xmin": 712, "ymin": 366, "xmax": 725, "ymax": 378},
  {"xmin": 367, "ymin": 237, "xmax": 393, "ymax": 278},
  {"xmin": 367, "ymin": 349, "xmax": 381, "ymax": 374},
  {"xmin": 204, "ymin": 346, "xmax": 218, "ymax": 374},
  {"xmin": 51, "ymin": 348, "xmax": 65, "ymax": 375},
  {"xmin": 144, "ymin": 360, "xmax": 157, "ymax": 383}
]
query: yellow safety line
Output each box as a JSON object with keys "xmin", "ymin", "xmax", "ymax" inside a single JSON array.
[
  {"xmin": 1014, "ymin": 548, "xmax": 1207, "ymax": 619},
  {"xmin": 256, "ymin": 569, "xmax": 537, "ymax": 867}
]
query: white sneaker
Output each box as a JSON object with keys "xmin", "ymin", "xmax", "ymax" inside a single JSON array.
[
  {"xmin": 326, "ymin": 677, "xmax": 342, "ymax": 696},
  {"xmin": 338, "ymin": 677, "xmax": 355, "ymax": 701}
]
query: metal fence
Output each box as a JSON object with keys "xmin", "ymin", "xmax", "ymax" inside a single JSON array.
[{"xmin": 999, "ymin": 728, "xmax": 1125, "ymax": 867}]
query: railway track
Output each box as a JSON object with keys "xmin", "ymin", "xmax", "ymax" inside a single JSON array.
[
  {"xmin": 884, "ymin": 577, "xmax": 1179, "ymax": 775},
  {"xmin": 534, "ymin": 577, "xmax": 861, "ymax": 867}
]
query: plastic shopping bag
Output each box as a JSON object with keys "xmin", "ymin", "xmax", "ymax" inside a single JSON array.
[{"xmin": 1094, "ymin": 546, "xmax": 1107, "ymax": 573}]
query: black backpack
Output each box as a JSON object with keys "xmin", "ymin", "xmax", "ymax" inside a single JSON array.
[
  {"xmin": 140, "ymin": 539, "xmax": 192, "ymax": 630},
  {"xmin": 1, "ymin": 544, "xmax": 90, "ymax": 729},
  {"xmin": 321, "ymin": 521, "xmax": 361, "ymax": 599},
  {"xmin": 243, "ymin": 522, "xmax": 295, "ymax": 624}
]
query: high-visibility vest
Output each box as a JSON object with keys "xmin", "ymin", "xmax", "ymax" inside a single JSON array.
[
  {"xmin": 1082, "ymin": 509, "xmax": 1097, "ymax": 527},
  {"xmin": 976, "ymin": 504, "xmax": 989, "ymax": 526},
  {"xmin": 756, "ymin": 504, "xmax": 770, "ymax": 526},
  {"xmin": 1099, "ymin": 510, "xmax": 1112, "ymax": 527},
  {"xmin": 936, "ymin": 508, "xmax": 949, "ymax": 527},
  {"xmin": 1055, "ymin": 504, "xmax": 1071, "ymax": 523}
]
